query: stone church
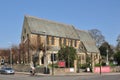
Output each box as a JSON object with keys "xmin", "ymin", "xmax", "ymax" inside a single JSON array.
[{"xmin": 21, "ymin": 15, "xmax": 100, "ymax": 67}]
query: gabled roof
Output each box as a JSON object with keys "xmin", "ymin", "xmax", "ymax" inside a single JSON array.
[
  {"xmin": 77, "ymin": 30, "xmax": 99, "ymax": 53},
  {"xmin": 24, "ymin": 15, "xmax": 79, "ymax": 40}
]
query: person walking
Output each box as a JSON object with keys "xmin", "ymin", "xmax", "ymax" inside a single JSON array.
[{"xmin": 30, "ymin": 62, "xmax": 35, "ymax": 76}]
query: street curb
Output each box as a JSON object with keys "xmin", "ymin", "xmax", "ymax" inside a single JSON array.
[{"xmin": 15, "ymin": 72, "xmax": 120, "ymax": 76}]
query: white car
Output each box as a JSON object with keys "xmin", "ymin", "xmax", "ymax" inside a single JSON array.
[{"xmin": 0, "ymin": 67, "xmax": 15, "ymax": 74}]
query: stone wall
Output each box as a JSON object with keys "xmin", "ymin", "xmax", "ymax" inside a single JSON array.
[
  {"xmin": 51, "ymin": 68, "xmax": 75, "ymax": 74},
  {"xmin": 111, "ymin": 66, "xmax": 120, "ymax": 72},
  {"xmin": 13, "ymin": 64, "xmax": 75, "ymax": 74},
  {"xmin": 13, "ymin": 64, "xmax": 30, "ymax": 72},
  {"xmin": 13, "ymin": 64, "xmax": 120, "ymax": 74},
  {"xmin": 13, "ymin": 64, "xmax": 44, "ymax": 73}
]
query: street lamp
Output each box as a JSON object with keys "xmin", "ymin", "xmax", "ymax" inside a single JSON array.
[
  {"xmin": 43, "ymin": 31, "xmax": 48, "ymax": 74},
  {"xmin": 10, "ymin": 48, "xmax": 12, "ymax": 68},
  {"xmin": 106, "ymin": 49, "xmax": 109, "ymax": 65},
  {"xmin": 99, "ymin": 55, "xmax": 102, "ymax": 75},
  {"xmin": 8, "ymin": 42, "xmax": 12, "ymax": 68},
  {"xmin": 9, "ymin": 42, "xmax": 12, "ymax": 68}
]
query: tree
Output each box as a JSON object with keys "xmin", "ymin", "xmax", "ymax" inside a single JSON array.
[
  {"xmin": 99, "ymin": 42, "xmax": 110, "ymax": 56},
  {"xmin": 99, "ymin": 42, "xmax": 114, "ymax": 65},
  {"xmin": 88, "ymin": 29, "xmax": 105, "ymax": 47},
  {"xmin": 11, "ymin": 45, "xmax": 19, "ymax": 64},
  {"xmin": 19, "ymin": 43, "xmax": 26, "ymax": 64},
  {"xmin": 116, "ymin": 34, "xmax": 120, "ymax": 51},
  {"xmin": 58, "ymin": 46, "xmax": 77, "ymax": 68},
  {"xmin": 114, "ymin": 51, "xmax": 120, "ymax": 65},
  {"xmin": 0, "ymin": 49, "xmax": 9, "ymax": 64}
]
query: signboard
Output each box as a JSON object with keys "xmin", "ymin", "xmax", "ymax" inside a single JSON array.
[
  {"xmin": 58, "ymin": 61, "xmax": 65, "ymax": 67},
  {"xmin": 70, "ymin": 68, "xmax": 74, "ymax": 72},
  {"xmin": 1, "ymin": 59, "xmax": 4, "ymax": 65},
  {"xmin": 94, "ymin": 66, "xmax": 110, "ymax": 73}
]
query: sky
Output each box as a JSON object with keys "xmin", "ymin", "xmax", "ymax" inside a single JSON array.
[{"xmin": 0, "ymin": 0, "xmax": 120, "ymax": 48}]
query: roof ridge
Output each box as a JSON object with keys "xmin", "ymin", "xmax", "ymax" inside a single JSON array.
[
  {"xmin": 25, "ymin": 15, "xmax": 73, "ymax": 27},
  {"xmin": 77, "ymin": 29, "xmax": 89, "ymax": 33}
]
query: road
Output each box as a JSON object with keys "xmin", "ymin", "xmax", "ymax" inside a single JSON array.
[{"xmin": 0, "ymin": 73, "xmax": 120, "ymax": 80}]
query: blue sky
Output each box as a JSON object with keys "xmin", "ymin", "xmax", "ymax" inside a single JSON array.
[{"xmin": 0, "ymin": 0, "xmax": 120, "ymax": 48}]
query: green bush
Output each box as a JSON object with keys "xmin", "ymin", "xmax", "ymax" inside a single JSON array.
[
  {"xmin": 95, "ymin": 63, "xmax": 101, "ymax": 67},
  {"xmin": 48, "ymin": 63, "xmax": 58, "ymax": 68},
  {"xmin": 109, "ymin": 62, "xmax": 116, "ymax": 67},
  {"xmin": 80, "ymin": 64, "xmax": 88, "ymax": 69},
  {"xmin": 101, "ymin": 62, "xmax": 106, "ymax": 66}
]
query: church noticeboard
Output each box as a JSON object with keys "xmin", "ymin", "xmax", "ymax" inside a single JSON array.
[{"xmin": 58, "ymin": 61, "xmax": 65, "ymax": 67}]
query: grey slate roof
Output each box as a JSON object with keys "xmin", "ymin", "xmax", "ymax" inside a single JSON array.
[
  {"xmin": 77, "ymin": 30, "xmax": 99, "ymax": 53},
  {"xmin": 25, "ymin": 15, "xmax": 79, "ymax": 40},
  {"xmin": 22, "ymin": 15, "xmax": 99, "ymax": 53}
]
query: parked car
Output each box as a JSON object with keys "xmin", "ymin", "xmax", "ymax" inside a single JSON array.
[{"xmin": 0, "ymin": 67, "xmax": 15, "ymax": 74}]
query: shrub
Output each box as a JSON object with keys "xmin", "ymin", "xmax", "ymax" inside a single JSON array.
[{"xmin": 95, "ymin": 63, "xmax": 101, "ymax": 67}]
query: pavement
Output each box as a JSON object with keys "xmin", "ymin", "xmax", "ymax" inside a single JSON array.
[{"xmin": 15, "ymin": 71, "xmax": 120, "ymax": 76}]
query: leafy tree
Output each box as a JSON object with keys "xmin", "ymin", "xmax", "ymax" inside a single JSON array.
[
  {"xmin": 58, "ymin": 46, "xmax": 77, "ymax": 68},
  {"xmin": 88, "ymin": 29, "xmax": 105, "ymax": 47},
  {"xmin": 99, "ymin": 46, "xmax": 107, "ymax": 56},
  {"xmin": 99, "ymin": 42, "xmax": 114, "ymax": 64},
  {"xmin": 116, "ymin": 34, "xmax": 120, "ymax": 51},
  {"xmin": 86, "ymin": 55, "xmax": 91, "ymax": 67},
  {"xmin": 101, "ymin": 42, "xmax": 114, "ymax": 57},
  {"xmin": 114, "ymin": 51, "xmax": 120, "ymax": 65}
]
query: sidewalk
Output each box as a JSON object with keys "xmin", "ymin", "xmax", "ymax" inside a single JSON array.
[
  {"xmin": 15, "ymin": 72, "xmax": 47, "ymax": 76},
  {"xmin": 15, "ymin": 71, "xmax": 120, "ymax": 76}
]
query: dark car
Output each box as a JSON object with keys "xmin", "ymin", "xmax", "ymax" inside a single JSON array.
[{"xmin": 0, "ymin": 67, "xmax": 15, "ymax": 74}]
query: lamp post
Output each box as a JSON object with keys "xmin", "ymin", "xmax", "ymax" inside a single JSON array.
[
  {"xmin": 10, "ymin": 48, "xmax": 12, "ymax": 68},
  {"xmin": 68, "ymin": 38, "xmax": 70, "ymax": 68},
  {"xmin": 99, "ymin": 56, "xmax": 102, "ymax": 75},
  {"xmin": 98, "ymin": 44, "xmax": 102, "ymax": 75},
  {"xmin": 43, "ymin": 31, "xmax": 48, "ymax": 74},
  {"xmin": 106, "ymin": 49, "xmax": 109, "ymax": 65},
  {"xmin": 8, "ymin": 42, "xmax": 12, "ymax": 68},
  {"xmin": 45, "ymin": 32, "xmax": 47, "ymax": 70}
]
